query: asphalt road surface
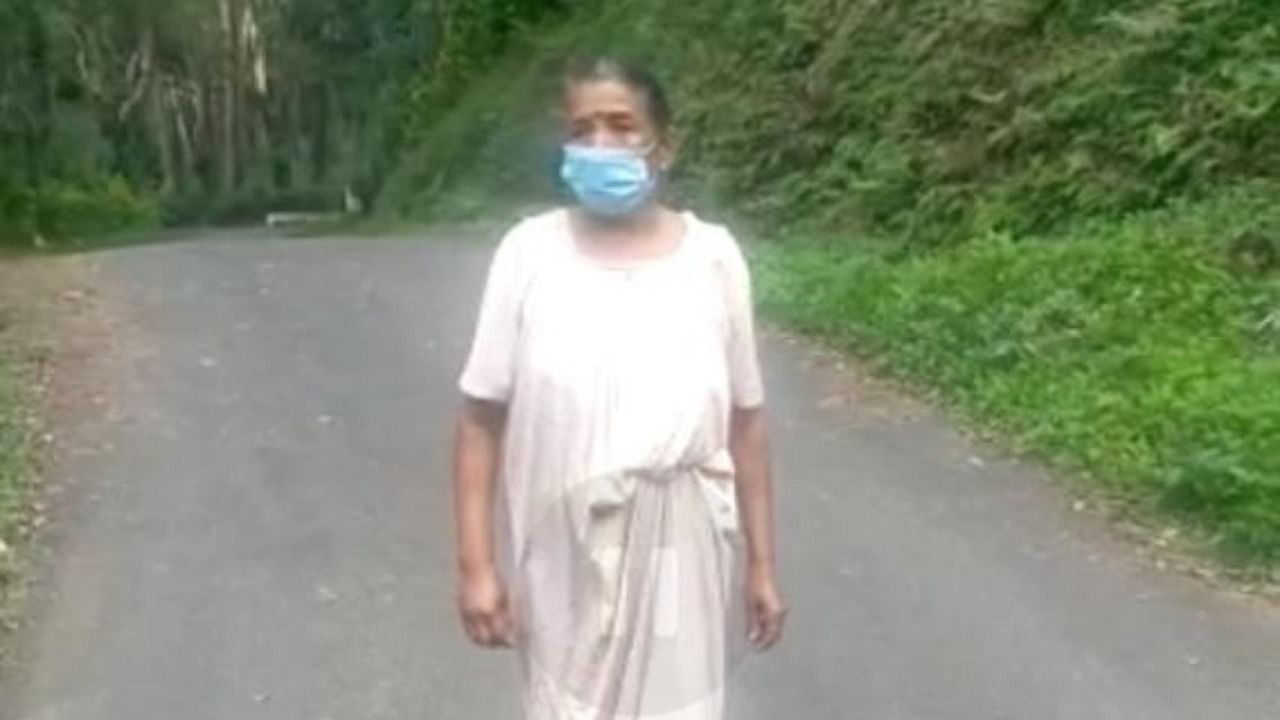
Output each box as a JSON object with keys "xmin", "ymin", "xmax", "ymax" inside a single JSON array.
[{"xmin": 3, "ymin": 228, "xmax": 1278, "ymax": 720}]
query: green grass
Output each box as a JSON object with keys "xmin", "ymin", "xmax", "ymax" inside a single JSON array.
[
  {"xmin": 0, "ymin": 355, "xmax": 32, "ymax": 606},
  {"xmin": 752, "ymin": 186, "xmax": 1280, "ymax": 571}
]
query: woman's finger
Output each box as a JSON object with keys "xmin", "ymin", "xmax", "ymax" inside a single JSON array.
[
  {"xmin": 479, "ymin": 608, "xmax": 515, "ymax": 648},
  {"xmin": 747, "ymin": 607, "xmax": 764, "ymax": 645},
  {"xmin": 494, "ymin": 620, "xmax": 515, "ymax": 647},
  {"xmin": 749, "ymin": 601, "xmax": 787, "ymax": 650},
  {"xmin": 494, "ymin": 606, "xmax": 518, "ymax": 647},
  {"xmin": 747, "ymin": 598, "xmax": 764, "ymax": 644},
  {"xmin": 463, "ymin": 614, "xmax": 487, "ymax": 646},
  {"xmin": 758, "ymin": 608, "xmax": 786, "ymax": 649},
  {"xmin": 486, "ymin": 593, "xmax": 515, "ymax": 647},
  {"xmin": 462, "ymin": 605, "xmax": 503, "ymax": 647}
]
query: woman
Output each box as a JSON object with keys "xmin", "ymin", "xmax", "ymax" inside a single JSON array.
[{"xmin": 452, "ymin": 55, "xmax": 786, "ymax": 720}]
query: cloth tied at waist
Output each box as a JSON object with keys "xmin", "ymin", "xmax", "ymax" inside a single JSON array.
[{"xmin": 568, "ymin": 449, "xmax": 741, "ymax": 547}]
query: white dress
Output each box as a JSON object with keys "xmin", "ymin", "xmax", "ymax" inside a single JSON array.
[{"xmin": 458, "ymin": 208, "xmax": 767, "ymax": 720}]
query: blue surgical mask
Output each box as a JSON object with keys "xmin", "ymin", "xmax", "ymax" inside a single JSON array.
[{"xmin": 559, "ymin": 143, "xmax": 658, "ymax": 218}]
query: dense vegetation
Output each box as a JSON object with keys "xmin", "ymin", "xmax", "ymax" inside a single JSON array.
[
  {"xmin": 385, "ymin": 1, "xmax": 1278, "ymax": 240},
  {"xmin": 0, "ymin": 0, "xmax": 521, "ymax": 241},
  {"xmin": 1, "ymin": 0, "xmax": 1276, "ymax": 569}
]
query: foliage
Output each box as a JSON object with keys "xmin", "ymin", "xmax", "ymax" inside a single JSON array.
[
  {"xmin": 400, "ymin": 0, "xmax": 567, "ymax": 139},
  {"xmin": 386, "ymin": 0, "xmax": 1279, "ymax": 245},
  {"xmin": 0, "ymin": 177, "xmax": 158, "ymax": 247},
  {"xmin": 0, "ymin": 0, "xmax": 460, "ymax": 239},
  {"xmin": 380, "ymin": 36, "xmax": 568, "ymax": 217},
  {"xmin": 752, "ymin": 186, "xmax": 1280, "ymax": 568}
]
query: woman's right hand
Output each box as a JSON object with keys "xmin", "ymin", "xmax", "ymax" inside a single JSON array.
[{"xmin": 458, "ymin": 564, "xmax": 517, "ymax": 648}]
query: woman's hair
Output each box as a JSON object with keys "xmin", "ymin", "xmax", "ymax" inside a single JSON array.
[{"xmin": 562, "ymin": 54, "xmax": 673, "ymax": 136}]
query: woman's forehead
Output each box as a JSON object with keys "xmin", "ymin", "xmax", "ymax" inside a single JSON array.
[{"xmin": 564, "ymin": 79, "xmax": 648, "ymax": 120}]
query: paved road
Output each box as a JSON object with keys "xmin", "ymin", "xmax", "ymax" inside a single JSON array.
[{"xmin": 3, "ymin": 229, "xmax": 1278, "ymax": 720}]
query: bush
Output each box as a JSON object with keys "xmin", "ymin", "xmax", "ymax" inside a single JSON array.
[
  {"xmin": 0, "ymin": 177, "xmax": 158, "ymax": 247},
  {"xmin": 753, "ymin": 186, "xmax": 1280, "ymax": 568}
]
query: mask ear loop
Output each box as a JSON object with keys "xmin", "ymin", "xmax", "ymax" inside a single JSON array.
[{"xmin": 635, "ymin": 140, "xmax": 670, "ymax": 174}]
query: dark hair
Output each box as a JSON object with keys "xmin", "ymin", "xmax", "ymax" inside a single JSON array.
[{"xmin": 562, "ymin": 54, "xmax": 673, "ymax": 136}]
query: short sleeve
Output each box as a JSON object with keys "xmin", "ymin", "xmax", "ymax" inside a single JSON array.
[
  {"xmin": 717, "ymin": 230, "xmax": 766, "ymax": 408},
  {"xmin": 458, "ymin": 225, "xmax": 526, "ymax": 402}
]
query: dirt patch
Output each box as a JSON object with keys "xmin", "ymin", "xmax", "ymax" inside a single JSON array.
[{"xmin": 0, "ymin": 253, "xmax": 125, "ymax": 665}]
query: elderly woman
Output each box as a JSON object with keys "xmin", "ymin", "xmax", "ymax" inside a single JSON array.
[{"xmin": 452, "ymin": 55, "xmax": 787, "ymax": 720}]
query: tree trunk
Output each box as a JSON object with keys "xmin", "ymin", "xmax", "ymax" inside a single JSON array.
[
  {"xmin": 312, "ymin": 82, "xmax": 330, "ymax": 184},
  {"xmin": 150, "ymin": 76, "xmax": 178, "ymax": 195},
  {"xmin": 196, "ymin": 72, "xmax": 216, "ymax": 190},
  {"xmin": 289, "ymin": 86, "xmax": 307, "ymax": 188},
  {"xmin": 172, "ymin": 84, "xmax": 197, "ymax": 192},
  {"xmin": 219, "ymin": 0, "xmax": 240, "ymax": 193},
  {"xmin": 20, "ymin": 0, "xmax": 52, "ymax": 186}
]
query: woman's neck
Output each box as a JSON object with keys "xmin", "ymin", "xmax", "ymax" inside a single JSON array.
[
  {"xmin": 568, "ymin": 204, "xmax": 684, "ymax": 262},
  {"xmin": 575, "ymin": 203, "xmax": 665, "ymax": 239}
]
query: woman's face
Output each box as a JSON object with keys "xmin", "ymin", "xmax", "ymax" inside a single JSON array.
[{"xmin": 562, "ymin": 78, "xmax": 673, "ymax": 173}]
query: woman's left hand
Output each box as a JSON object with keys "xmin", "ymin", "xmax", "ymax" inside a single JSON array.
[{"xmin": 745, "ymin": 564, "xmax": 787, "ymax": 650}]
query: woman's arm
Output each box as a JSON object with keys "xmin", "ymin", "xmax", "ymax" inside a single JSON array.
[
  {"xmin": 452, "ymin": 397, "xmax": 515, "ymax": 648},
  {"xmin": 731, "ymin": 406, "xmax": 776, "ymax": 570},
  {"xmin": 730, "ymin": 405, "xmax": 787, "ymax": 650}
]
